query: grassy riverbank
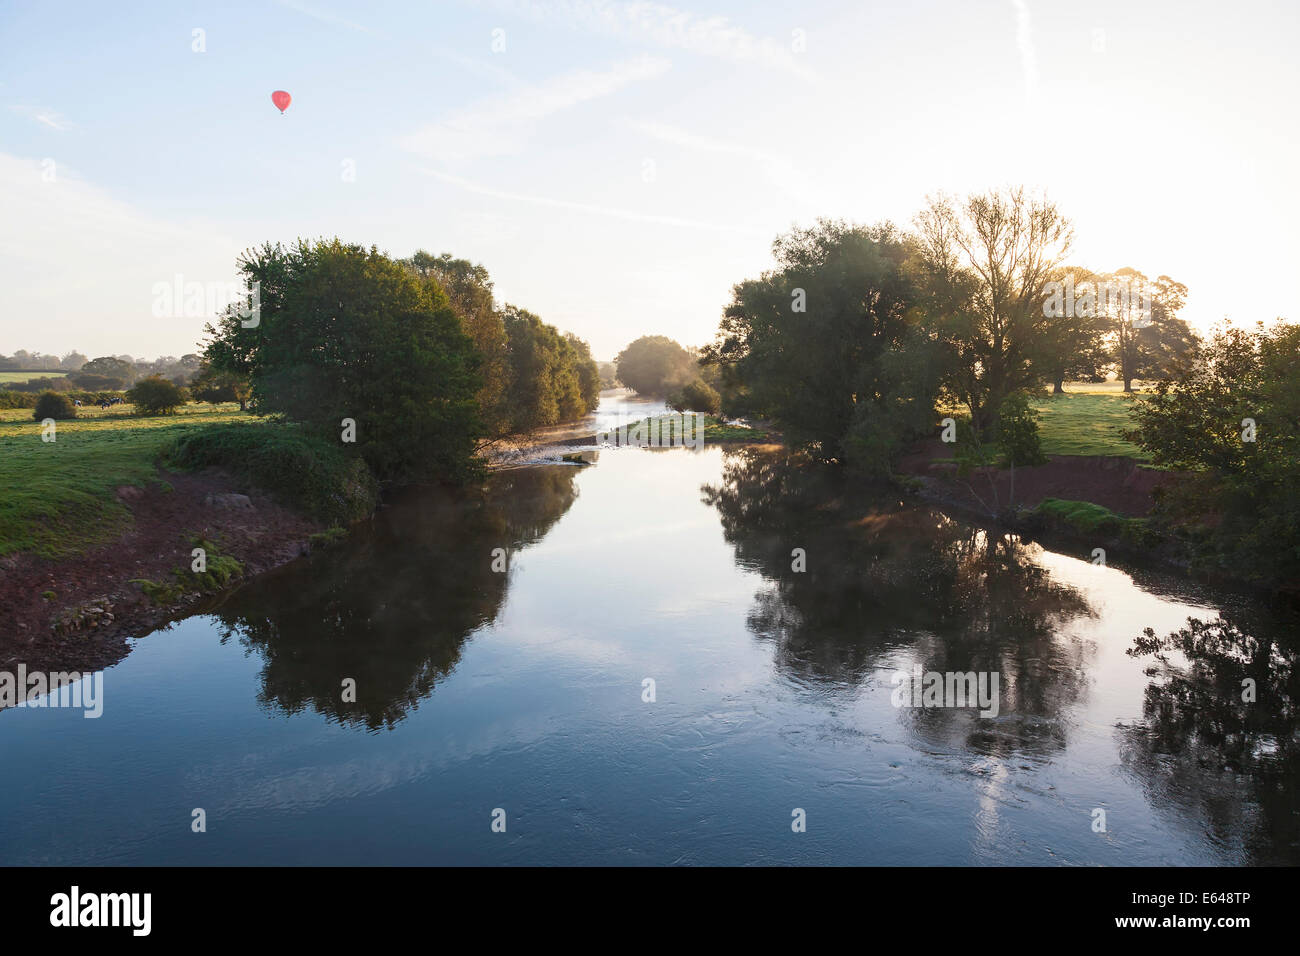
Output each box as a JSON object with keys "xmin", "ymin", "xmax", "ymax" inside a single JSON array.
[{"xmin": 0, "ymin": 403, "xmax": 377, "ymax": 559}]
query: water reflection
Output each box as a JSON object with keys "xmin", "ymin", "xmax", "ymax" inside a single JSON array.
[
  {"xmin": 703, "ymin": 447, "xmax": 1096, "ymax": 757},
  {"xmin": 211, "ymin": 466, "xmax": 580, "ymax": 731},
  {"xmin": 1121, "ymin": 604, "xmax": 1300, "ymax": 864}
]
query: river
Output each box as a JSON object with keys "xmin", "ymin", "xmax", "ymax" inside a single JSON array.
[{"xmin": 1, "ymin": 395, "xmax": 1296, "ymax": 865}]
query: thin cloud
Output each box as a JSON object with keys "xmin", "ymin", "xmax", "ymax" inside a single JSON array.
[
  {"xmin": 401, "ymin": 55, "xmax": 670, "ymax": 162},
  {"xmin": 625, "ymin": 119, "xmax": 814, "ymax": 201},
  {"xmin": 8, "ymin": 105, "xmax": 72, "ymax": 131},
  {"xmin": 276, "ymin": 0, "xmax": 379, "ymax": 35},
  {"xmin": 488, "ymin": 0, "xmax": 814, "ymax": 79},
  {"xmin": 417, "ymin": 166, "xmax": 764, "ymax": 236}
]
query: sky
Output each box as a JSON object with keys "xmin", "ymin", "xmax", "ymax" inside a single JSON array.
[{"xmin": 1, "ymin": 0, "xmax": 1297, "ymax": 362}]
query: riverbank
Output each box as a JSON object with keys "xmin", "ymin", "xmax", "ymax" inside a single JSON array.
[
  {"xmin": 2, "ymin": 392, "xmax": 741, "ymax": 670},
  {"xmin": 0, "ymin": 468, "xmax": 325, "ymax": 674}
]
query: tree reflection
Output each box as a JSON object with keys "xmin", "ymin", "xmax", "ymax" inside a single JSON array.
[
  {"xmin": 702, "ymin": 447, "xmax": 1095, "ymax": 757},
  {"xmin": 1120, "ymin": 604, "xmax": 1300, "ymax": 863},
  {"xmin": 213, "ymin": 466, "xmax": 580, "ymax": 731}
]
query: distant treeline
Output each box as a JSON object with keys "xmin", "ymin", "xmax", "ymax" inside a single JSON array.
[{"xmin": 0, "ymin": 353, "xmax": 203, "ymax": 391}]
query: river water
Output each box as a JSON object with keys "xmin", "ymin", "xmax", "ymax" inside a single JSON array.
[{"xmin": 1, "ymin": 398, "xmax": 1296, "ymax": 865}]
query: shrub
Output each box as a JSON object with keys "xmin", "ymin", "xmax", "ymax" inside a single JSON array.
[
  {"xmin": 33, "ymin": 390, "xmax": 76, "ymax": 420},
  {"xmin": 0, "ymin": 390, "xmax": 40, "ymax": 409},
  {"xmin": 164, "ymin": 423, "xmax": 378, "ymax": 525},
  {"xmin": 995, "ymin": 392, "xmax": 1049, "ymax": 467},
  {"xmin": 668, "ymin": 379, "xmax": 721, "ymax": 415},
  {"xmin": 126, "ymin": 375, "xmax": 187, "ymax": 415}
]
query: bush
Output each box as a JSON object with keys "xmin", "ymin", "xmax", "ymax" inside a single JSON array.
[
  {"xmin": 164, "ymin": 423, "xmax": 379, "ymax": 525},
  {"xmin": 995, "ymin": 392, "xmax": 1049, "ymax": 467},
  {"xmin": 33, "ymin": 390, "xmax": 76, "ymax": 420},
  {"xmin": 0, "ymin": 390, "xmax": 40, "ymax": 409},
  {"xmin": 126, "ymin": 375, "xmax": 188, "ymax": 415},
  {"xmin": 667, "ymin": 379, "xmax": 721, "ymax": 415}
]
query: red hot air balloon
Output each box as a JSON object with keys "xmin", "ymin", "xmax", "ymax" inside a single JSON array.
[{"xmin": 271, "ymin": 90, "xmax": 292, "ymax": 113}]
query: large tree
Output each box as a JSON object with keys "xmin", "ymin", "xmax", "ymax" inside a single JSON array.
[
  {"xmin": 703, "ymin": 219, "xmax": 933, "ymax": 464},
  {"xmin": 914, "ymin": 188, "xmax": 1073, "ymax": 430},
  {"xmin": 614, "ymin": 335, "xmax": 699, "ymax": 398},
  {"xmin": 203, "ymin": 239, "xmax": 483, "ymax": 483},
  {"xmin": 1100, "ymin": 268, "xmax": 1197, "ymax": 391},
  {"xmin": 1127, "ymin": 320, "xmax": 1300, "ymax": 584}
]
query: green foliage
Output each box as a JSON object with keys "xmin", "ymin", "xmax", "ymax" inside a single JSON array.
[
  {"xmin": 502, "ymin": 306, "xmax": 600, "ymax": 433},
  {"xmin": 126, "ymin": 375, "xmax": 188, "ymax": 415},
  {"xmin": 71, "ymin": 356, "xmax": 135, "ymax": 390},
  {"xmin": 165, "ymin": 422, "xmax": 378, "ymax": 525},
  {"xmin": 615, "ymin": 335, "xmax": 699, "ymax": 398},
  {"xmin": 0, "ymin": 391, "xmax": 40, "ymax": 409},
  {"xmin": 704, "ymin": 219, "xmax": 933, "ymax": 463},
  {"xmin": 33, "ymin": 390, "xmax": 76, "ymax": 420},
  {"xmin": 1034, "ymin": 498, "xmax": 1126, "ymax": 535},
  {"xmin": 667, "ymin": 379, "xmax": 721, "ymax": 414},
  {"xmin": 189, "ymin": 361, "xmax": 251, "ymax": 410},
  {"xmin": 995, "ymin": 391, "xmax": 1049, "ymax": 467},
  {"xmin": 203, "ymin": 239, "xmax": 484, "ymax": 484},
  {"xmin": 402, "ymin": 251, "xmax": 512, "ymax": 437},
  {"xmin": 1127, "ymin": 320, "xmax": 1300, "ymax": 584}
]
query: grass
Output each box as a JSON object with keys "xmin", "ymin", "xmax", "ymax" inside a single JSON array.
[
  {"xmin": 1030, "ymin": 391, "xmax": 1149, "ymax": 459},
  {"xmin": 0, "ymin": 403, "xmax": 249, "ymax": 557},
  {"xmin": 934, "ymin": 385, "xmax": 1152, "ymax": 461},
  {"xmin": 0, "ymin": 370, "xmax": 68, "ymax": 383},
  {"xmin": 615, "ymin": 413, "xmax": 772, "ymax": 445},
  {"xmin": 1032, "ymin": 497, "xmax": 1158, "ymax": 546}
]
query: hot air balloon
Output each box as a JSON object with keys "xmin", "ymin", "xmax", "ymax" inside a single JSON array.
[{"xmin": 271, "ymin": 90, "xmax": 292, "ymax": 114}]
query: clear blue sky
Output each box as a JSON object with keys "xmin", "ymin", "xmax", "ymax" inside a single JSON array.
[{"xmin": 2, "ymin": 0, "xmax": 1297, "ymax": 361}]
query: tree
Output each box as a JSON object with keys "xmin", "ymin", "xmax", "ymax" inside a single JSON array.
[
  {"xmin": 203, "ymin": 239, "xmax": 484, "ymax": 484},
  {"xmin": 703, "ymin": 219, "xmax": 932, "ymax": 464},
  {"xmin": 127, "ymin": 375, "xmax": 188, "ymax": 414},
  {"xmin": 33, "ymin": 390, "xmax": 76, "ymax": 420},
  {"xmin": 60, "ymin": 351, "xmax": 88, "ymax": 370},
  {"xmin": 500, "ymin": 307, "xmax": 599, "ymax": 433},
  {"xmin": 1099, "ymin": 268, "xmax": 1197, "ymax": 391},
  {"xmin": 1126, "ymin": 320, "xmax": 1300, "ymax": 584},
  {"xmin": 190, "ymin": 361, "xmax": 252, "ymax": 410},
  {"xmin": 1039, "ymin": 266, "xmax": 1110, "ymax": 393},
  {"xmin": 71, "ymin": 356, "xmax": 134, "ymax": 389},
  {"xmin": 914, "ymin": 188, "xmax": 1073, "ymax": 431},
  {"xmin": 615, "ymin": 336, "xmax": 699, "ymax": 398},
  {"xmin": 668, "ymin": 379, "xmax": 721, "ymax": 414},
  {"xmin": 402, "ymin": 251, "xmax": 511, "ymax": 437}
]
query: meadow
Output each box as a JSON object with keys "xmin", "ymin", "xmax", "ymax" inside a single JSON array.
[
  {"xmin": 0, "ymin": 402, "xmax": 249, "ymax": 557},
  {"xmin": 0, "ymin": 370, "xmax": 67, "ymax": 383},
  {"xmin": 1030, "ymin": 387, "xmax": 1149, "ymax": 459},
  {"xmin": 934, "ymin": 383, "xmax": 1151, "ymax": 461}
]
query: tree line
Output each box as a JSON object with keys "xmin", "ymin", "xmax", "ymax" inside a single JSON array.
[
  {"xmin": 202, "ymin": 239, "xmax": 601, "ymax": 484},
  {"xmin": 701, "ymin": 187, "xmax": 1199, "ymax": 469}
]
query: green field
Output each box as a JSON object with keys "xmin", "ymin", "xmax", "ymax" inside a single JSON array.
[
  {"xmin": 0, "ymin": 403, "xmax": 250, "ymax": 557},
  {"xmin": 1031, "ymin": 390, "xmax": 1149, "ymax": 459},
  {"xmin": 0, "ymin": 370, "xmax": 68, "ymax": 383},
  {"xmin": 935, "ymin": 384, "xmax": 1151, "ymax": 461}
]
